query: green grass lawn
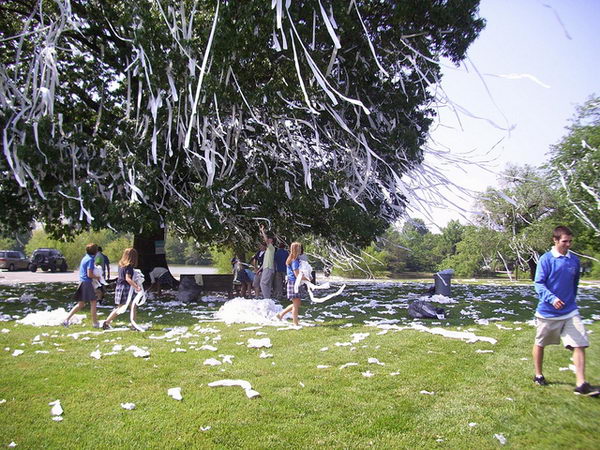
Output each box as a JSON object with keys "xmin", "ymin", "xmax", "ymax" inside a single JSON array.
[{"xmin": 1, "ymin": 281, "xmax": 599, "ymax": 449}]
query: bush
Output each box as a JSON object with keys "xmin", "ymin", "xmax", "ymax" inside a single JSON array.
[{"xmin": 210, "ymin": 247, "xmax": 235, "ymax": 274}]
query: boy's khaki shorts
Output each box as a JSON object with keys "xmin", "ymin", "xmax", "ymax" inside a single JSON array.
[{"xmin": 534, "ymin": 315, "xmax": 589, "ymax": 349}]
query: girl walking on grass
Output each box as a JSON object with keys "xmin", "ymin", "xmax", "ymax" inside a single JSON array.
[
  {"xmin": 276, "ymin": 242, "xmax": 310, "ymax": 326},
  {"xmin": 102, "ymin": 248, "xmax": 141, "ymax": 330},
  {"xmin": 63, "ymin": 243, "xmax": 101, "ymax": 327}
]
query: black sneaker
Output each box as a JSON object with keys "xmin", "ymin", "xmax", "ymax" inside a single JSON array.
[
  {"xmin": 533, "ymin": 375, "xmax": 548, "ymax": 386},
  {"xmin": 574, "ymin": 382, "xmax": 600, "ymax": 397},
  {"xmin": 102, "ymin": 322, "xmax": 111, "ymax": 330}
]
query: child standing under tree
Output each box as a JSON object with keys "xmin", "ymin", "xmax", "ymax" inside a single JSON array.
[
  {"xmin": 63, "ymin": 243, "xmax": 101, "ymax": 327},
  {"xmin": 102, "ymin": 248, "xmax": 142, "ymax": 330},
  {"xmin": 276, "ymin": 242, "xmax": 310, "ymax": 326}
]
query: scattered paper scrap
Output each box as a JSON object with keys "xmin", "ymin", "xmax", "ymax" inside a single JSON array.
[
  {"xmin": 411, "ymin": 324, "xmax": 497, "ymax": 345},
  {"xmin": 317, "ymin": 365, "xmax": 331, "ymax": 369},
  {"xmin": 49, "ymin": 400, "xmax": 63, "ymax": 417},
  {"xmin": 494, "ymin": 434, "xmax": 507, "ymax": 445},
  {"xmin": 12, "ymin": 350, "xmax": 24, "ymax": 357},
  {"xmin": 204, "ymin": 358, "xmax": 222, "ymax": 366},
  {"xmin": 200, "ymin": 426, "xmax": 211, "ymax": 432},
  {"xmin": 247, "ymin": 338, "xmax": 272, "ymax": 348},
  {"xmin": 362, "ymin": 371, "xmax": 374, "ymax": 378},
  {"xmin": 121, "ymin": 403, "xmax": 136, "ymax": 410},
  {"xmin": 259, "ymin": 351, "xmax": 273, "ymax": 359},
  {"xmin": 125, "ymin": 346, "xmax": 150, "ymax": 358},
  {"xmin": 208, "ymin": 379, "xmax": 260, "ymax": 399},
  {"xmin": 168, "ymin": 387, "xmax": 182, "ymax": 401},
  {"xmin": 90, "ymin": 350, "xmax": 102, "ymax": 360},
  {"xmin": 339, "ymin": 362, "xmax": 358, "ymax": 370},
  {"xmin": 200, "ymin": 345, "xmax": 218, "ymax": 352},
  {"xmin": 420, "ymin": 390, "xmax": 435, "ymax": 395},
  {"xmin": 367, "ymin": 357, "xmax": 385, "ymax": 366}
]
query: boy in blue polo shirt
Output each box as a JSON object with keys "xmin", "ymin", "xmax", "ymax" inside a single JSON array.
[{"xmin": 532, "ymin": 226, "xmax": 598, "ymax": 396}]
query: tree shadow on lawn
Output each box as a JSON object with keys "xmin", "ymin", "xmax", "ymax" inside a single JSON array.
[{"xmin": 2, "ymin": 281, "xmax": 600, "ymax": 332}]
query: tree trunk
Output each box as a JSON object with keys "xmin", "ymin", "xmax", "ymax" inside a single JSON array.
[
  {"xmin": 133, "ymin": 226, "xmax": 169, "ymax": 285},
  {"xmin": 527, "ymin": 257, "xmax": 537, "ymax": 281}
]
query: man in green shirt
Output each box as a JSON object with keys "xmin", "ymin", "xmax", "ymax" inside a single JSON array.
[{"xmin": 259, "ymin": 224, "xmax": 276, "ymax": 299}]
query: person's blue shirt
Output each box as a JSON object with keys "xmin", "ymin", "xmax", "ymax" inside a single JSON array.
[
  {"xmin": 79, "ymin": 254, "xmax": 95, "ymax": 282},
  {"xmin": 275, "ymin": 248, "xmax": 289, "ymax": 273},
  {"xmin": 534, "ymin": 249, "xmax": 580, "ymax": 318},
  {"xmin": 286, "ymin": 258, "xmax": 300, "ymax": 283}
]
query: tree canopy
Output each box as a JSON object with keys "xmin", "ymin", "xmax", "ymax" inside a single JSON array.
[
  {"xmin": 1, "ymin": 0, "xmax": 485, "ymax": 252},
  {"xmin": 548, "ymin": 95, "xmax": 600, "ymax": 238}
]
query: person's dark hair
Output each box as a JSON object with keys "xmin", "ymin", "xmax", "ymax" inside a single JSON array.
[
  {"xmin": 97, "ymin": 246, "xmax": 103, "ymax": 252},
  {"xmin": 85, "ymin": 243, "xmax": 98, "ymax": 255},
  {"xmin": 553, "ymin": 226, "xmax": 573, "ymax": 240}
]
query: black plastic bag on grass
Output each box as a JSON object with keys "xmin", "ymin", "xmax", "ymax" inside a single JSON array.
[{"xmin": 408, "ymin": 300, "xmax": 446, "ymax": 320}]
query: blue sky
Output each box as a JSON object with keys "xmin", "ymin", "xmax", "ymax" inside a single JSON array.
[{"xmin": 415, "ymin": 0, "xmax": 599, "ymax": 229}]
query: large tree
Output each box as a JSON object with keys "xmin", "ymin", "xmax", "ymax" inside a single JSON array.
[
  {"xmin": 476, "ymin": 164, "xmax": 562, "ymax": 279},
  {"xmin": 548, "ymin": 95, "xmax": 600, "ymax": 239},
  {"xmin": 1, "ymin": 1, "xmax": 485, "ymax": 272}
]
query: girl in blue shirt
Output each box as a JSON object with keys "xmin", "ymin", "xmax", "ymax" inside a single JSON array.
[{"xmin": 276, "ymin": 242, "xmax": 309, "ymax": 326}]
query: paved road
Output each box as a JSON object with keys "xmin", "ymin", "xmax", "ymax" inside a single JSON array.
[{"xmin": 0, "ymin": 264, "xmax": 218, "ymax": 285}]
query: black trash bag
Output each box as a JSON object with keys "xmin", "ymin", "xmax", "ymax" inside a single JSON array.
[{"xmin": 408, "ymin": 300, "xmax": 446, "ymax": 319}]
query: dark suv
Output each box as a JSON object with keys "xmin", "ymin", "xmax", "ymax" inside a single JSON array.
[{"xmin": 29, "ymin": 248, "xmax": 68, "ymax": 272}]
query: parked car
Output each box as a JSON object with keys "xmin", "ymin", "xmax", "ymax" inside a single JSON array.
[
  {"xmin": 29, "ymin": 248, "xmax": 68, "ymax": 272},
  {"xmin": 0, "ymin": 250, "xmax": 29, "ymax": 271}
]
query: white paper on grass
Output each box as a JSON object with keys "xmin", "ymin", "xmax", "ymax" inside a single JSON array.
[
  {"xmin": 247, "ymin": 338, "xmax": 272, "ymax": 349},
  {"xmin": 125, "ymin": 345, "xmax": 150, "ymax": 358},
  {"xmin": 420, "ymin": 390, "xmax": 435, "ymax": 395},
  {"xmin": 48, "ymin": 400, "xmax": 63, "ymax": 416},
  {"xmin": 90, "ymin": 350, "xmax": 102, "ymax": 359},
  {"xmin": 208, "ymin": 379, "xmax": 260, "ymax": 399},
  {"xmin": 121, "ymin": 402, "xmax": 136, "ymax": 410},
  {"xmin": 168, "ymin": 387, "xmax": 182, "ymax": 401},
  {"xmin": 220, "ymin": 355, "xmax": 234, "ymax": 364},
  {"xmin": 339, "ymin": 362, "xmax": 358, "ymax": 370},
  {"xmin": 367, "ymin": 358, "xmax": 384, "ymax": 366},
  {"xmin": 12, "ymin": 350, "xmax": 24, "ymax": 357},
  {"xmin": 411, "ymin": 324, "xmax": 497, "ymax": 345},
  {"xmin": 419, "ymin": 294, "xmax": 457, "ymax": 304},
  {"xmin": 259, "ymin": 351, "xmax": 273, "ymax": 359},
  {"xmin": 362, "ymin": 371, "xmax": 374, "ymax": 378},
  {"xmin": 204, "ymin": 358, "xmax": 222, "ymax": 366},
  {"xmin": 199, "ymin": 345, "xmax": 218, "ymax": 352},
  {"xmin": 215, "ymin": 298, "xmax": 283, "ymax": 325},
  {"xmin": 17, "ymin": 308, "xmax": 85, "ymax": 326},
  {"xmin": 494, "ymin": 434, "xmax": 507, "ymax": 445}
]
